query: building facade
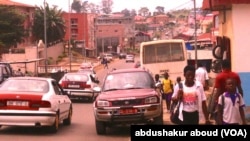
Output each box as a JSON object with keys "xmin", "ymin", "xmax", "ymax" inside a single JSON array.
[
  {"xmin": 202, "ymin": 0, "xmax": 250, "ymax": 106},
  {"xmin": 94, "ymin": 15, "xmax": 135, "ymax": 55}
]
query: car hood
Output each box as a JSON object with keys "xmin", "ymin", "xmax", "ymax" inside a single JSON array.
[{"xmin": 97, "ymin": 88, "xmax": 158, "ymax": 100}]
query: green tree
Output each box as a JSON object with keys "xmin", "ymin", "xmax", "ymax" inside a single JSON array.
[
  {"xmin": 32, "ymin": 4, "xmax": 66, "ymax": 44},
  {"xmin": 101, "ymin": 0, "xmax": 113, "ymax": 14},
  {"xmin": 138, "ymin": 7, "xmax": 149, "ymax": 17},
  {"xmin": 0, "ymin": 6, "xmax": 27, "ymax": 49},
  {"xmin": 154, "ymin": 6, "xmax": 164, "ymax": 15},
  {"xmin": 71, "ymin": 0, "xmax": 82, "ymax": 13},
  {"xmin": 121, "ymin": 8, "xmax": 130, "ymax": 17}
]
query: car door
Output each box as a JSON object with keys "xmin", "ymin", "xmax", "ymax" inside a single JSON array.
[{"xmin": 52, "ymin": 81, "xmax": 70, "ymax": 118}]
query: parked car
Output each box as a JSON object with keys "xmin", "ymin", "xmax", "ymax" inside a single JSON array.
[
  {"xmin": 0, "ymin": 77, "xmax": 72, "ymax": 133},
  {"xmin": 119, "ymin": 52, "xmax": 126, "ymax": 59},
  {"xmin": 103, "ymin": 53, "xmax": 113, "ymax": 63},
  {"xmin": 79, "ymin": 62, "xmax": 93, "ymax": 70},
  {"xmin": 0, "ymin": 64, "xmax": 12, "ymax": 84},
  {"xmin": 93, "ymin": 68, "xmax": 163, "ymax": 135},
  {"xmin": 78, "ymin": 69, "xmax": 98, "ymax": 81},
  {"xmin": 0, "ymin": 62, "xmax": 13, "ymax": 76},
  {"xmin": 59, "ymin": 72, "xmax": 100, "ymax": 102},
  {"xmin": 125, "ymin": 54, "xmax": 135, "ymax": 63}
]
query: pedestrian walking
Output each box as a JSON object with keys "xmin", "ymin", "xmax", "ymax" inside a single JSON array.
[
  {"xmin": 195, "ymin": 63, "xmax": 209, "ymax": 90},
  {"xmin": 16, "ymin": 68, "xmax": 24, "ymax": 76},
  {"xmin": 211, "ymin": 59, "xmax": 244, "ymax": 123},
  {"xmin": 175, "ymin": 76, "xmax": 182, "ymax": 86},
  {"xmin": 155, "ymin": 74, "xmax": 163, "ymax": 95},
  {"xmin": 217, "ymin": 77, "xmax": 247, "ymax": 125},
  {"xmin": 103, "ymin": 58, "xmax": 108, "ymax": 69},
  {"xmin": 214, "ymin": 59, "xmax": 243, "ymax": 101},
  {"xmin": 171, "ymin": 65, "xmax": 211, "ymax": 125},
  {"xmin": 161, "ymin": 72, "xmax": 173, "ymax": 112}
]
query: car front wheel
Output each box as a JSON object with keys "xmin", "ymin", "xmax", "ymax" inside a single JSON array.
[{"xmin": 95, "ymin": 120, "xmax": 106, "ymax": 135}]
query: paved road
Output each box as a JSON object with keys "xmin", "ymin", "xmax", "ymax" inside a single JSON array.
[{"xmin": 60, "ymin": 57, "xmax": 250, "ymax": 124}]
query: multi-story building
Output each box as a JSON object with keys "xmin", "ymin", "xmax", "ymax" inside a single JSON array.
[
  {"xmin": 94, "ymin": 14, "xmax": 135, "ymax": 54},
  {"xmin": 62, "ymin": 12, "xmax": 98, "ymax": 57}
]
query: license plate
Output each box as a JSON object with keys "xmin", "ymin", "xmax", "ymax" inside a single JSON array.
[
  {"xmin": 7, "ymin": 101, "xmax": 29, "ymax": 106},
  {"xmin": 68, "ymin": 85, "xmax": 80, "ymax": 88},
  {"xmin": 120, "ymin": 108, "xmax": 137, "ymax": 115}
]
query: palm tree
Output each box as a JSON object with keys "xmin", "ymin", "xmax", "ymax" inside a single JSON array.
[{"xmin": 32, "ymin": 4, "xmax": 66, "ymax": 44}]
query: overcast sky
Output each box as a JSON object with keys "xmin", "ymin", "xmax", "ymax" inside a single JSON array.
[{"xmin": 12, "ymin": 0, "xmax": 203, "ymax": 12}]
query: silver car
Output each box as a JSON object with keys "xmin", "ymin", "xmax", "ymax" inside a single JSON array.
[
  {"xmin": 0, "ymin": 77, "xmax": 72, "ymax": 133},
  {"xmin": 59, "ymin": 72, "xmax": 100, "ymax": 102}
]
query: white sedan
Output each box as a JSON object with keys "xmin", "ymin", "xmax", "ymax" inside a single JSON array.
[
  {"xmin": 0, "ymin": 77, "xmax": 72, "ymax": 133},
  {"xmin": 125, "ymin": 54, "xmax": 135, "ymax": 63}
]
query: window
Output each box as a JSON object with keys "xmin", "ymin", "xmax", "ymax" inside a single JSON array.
[{"xmin": 143, "ymin": 42, "xmax": 184, "ymax": 64}]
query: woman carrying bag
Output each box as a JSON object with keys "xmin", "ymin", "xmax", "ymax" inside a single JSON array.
[{"xmin": 171, "ymin": 65, "xmax": 211, "ymax": 125}]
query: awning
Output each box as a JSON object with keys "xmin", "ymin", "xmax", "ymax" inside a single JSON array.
[{"xmin": 202, "ymin": 0, "xmax": 250, "ymax": 10}]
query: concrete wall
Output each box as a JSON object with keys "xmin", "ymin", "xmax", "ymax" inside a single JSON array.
[
  {"xmin": 219, "ymin": 4, "xmax": 250, "ymax": 105},
  {"xmin": 2, "ymin": 43, "xmax": 64, "ymax": 74}
]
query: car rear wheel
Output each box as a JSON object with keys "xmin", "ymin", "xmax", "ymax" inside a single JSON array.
[
  {"xmin": 49, "ymin": 113, "xmax": 59, "ymax": 133},
  {"xmin": 95, "ymin": 120, "xmax": 106, "ymax": 135},
  {"xmin": 63, "ymin": 107, "xmax": 72, "ymax": 125}
]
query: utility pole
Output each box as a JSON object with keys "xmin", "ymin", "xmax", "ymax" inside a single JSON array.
[
  {"xmin": 68, "ymin": 0, "xmax": 72, "ymax": 72},
  {"xmin": 194, "ymin": 0, "xmax": 198, "ymax": 69},
  {"xmin": 44, "ymin": 0, "xmax": 48, "ymax": 75}
]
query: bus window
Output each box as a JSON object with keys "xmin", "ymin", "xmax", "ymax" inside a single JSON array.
[{"xmin": 140, "ymin": 39, "xmax": 187, "ymax": 82}]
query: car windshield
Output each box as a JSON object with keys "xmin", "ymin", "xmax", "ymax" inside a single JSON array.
[
  {"xmin": 61, "ymin": 73, "xmax": 89, "ymax": 82},
  {"xmin": 0, "ymin": 79, "xmax": 49, "ymax": 93},
  {"xmin": 103, "ymin": 71, "xmax": 154, "ymax": 91}
]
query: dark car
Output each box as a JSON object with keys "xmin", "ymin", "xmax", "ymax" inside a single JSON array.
[
  {"xmin": 119, "ymin": 52, "xmax": 126, "ymax": 59},
  {"xmin": 93, "ymin": 68, "xmax": 163, "ymax": 135},
  {"xmin": 0, "ymin": 64, "xmax": 13, "ymax": 84},
  {"xmin": 0, "ymin": 62, "xmax": 13, "ymax": 76}
]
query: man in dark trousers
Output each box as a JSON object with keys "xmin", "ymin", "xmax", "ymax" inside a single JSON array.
[{"xmin": 103, "ymin": 58, "xmax": 108, "ymax": 69}]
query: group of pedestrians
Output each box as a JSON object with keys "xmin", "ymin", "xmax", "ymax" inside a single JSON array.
[{"xmin": 155, "ymin": 59, "xmax": 247, "ymax": 125}]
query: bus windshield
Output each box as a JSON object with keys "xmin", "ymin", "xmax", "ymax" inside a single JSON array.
[{"xmin": 140, "ymin": 39, "xmax": 187, "ymax": 82}]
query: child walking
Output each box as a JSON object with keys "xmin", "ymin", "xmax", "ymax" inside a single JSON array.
[
  {"xmin": 162, "ymin": 72, "xmax": 173, "ymax": 112},
  {"xmin": 217, "ymin": 77, "xmax": 247, "ymax": 125}
]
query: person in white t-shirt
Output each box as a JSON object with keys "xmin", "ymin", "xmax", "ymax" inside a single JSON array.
[
  {"xmin": 217, "ymin": 77, "xmax": 247, "ymax": 125},
  {"xmin": 195, "ymin": 63, "xmax": 209, "ymax": 90},
  {"xmin": 172, "ymin": 65, "xmax": 211, "ymax": 125}
]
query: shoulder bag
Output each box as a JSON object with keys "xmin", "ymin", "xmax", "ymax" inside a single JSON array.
[{"xmin": 170, "ymin": 82, "xmax": 183, "ymax": 124}]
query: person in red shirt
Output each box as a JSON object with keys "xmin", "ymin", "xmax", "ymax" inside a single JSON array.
[{"xmin": 214, "ymin": 59, "xmax": 243, "ymax": 102}]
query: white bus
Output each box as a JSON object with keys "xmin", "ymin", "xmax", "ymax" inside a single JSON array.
[{"xmin": 140, "ymin": 39, "xmax": 187, "ymax": 82}]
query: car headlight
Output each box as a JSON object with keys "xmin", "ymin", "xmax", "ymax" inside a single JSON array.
[
  {"xmin": 96, "ymin": 100, "xmax": 111, "ymax": 107},
  {"xmin": 145, "ymin": 96, "xmax": 158, "ymax": 104}
]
